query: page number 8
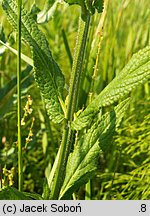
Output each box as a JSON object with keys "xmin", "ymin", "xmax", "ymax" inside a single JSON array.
[{"xmin": 140, "ymin": 204, "xmax": 146, "ymax": 213}]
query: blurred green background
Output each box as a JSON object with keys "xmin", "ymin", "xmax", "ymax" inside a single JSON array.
[{"xmin": 0, "ymin": 0, "xmax": 149, "ymax": 199}]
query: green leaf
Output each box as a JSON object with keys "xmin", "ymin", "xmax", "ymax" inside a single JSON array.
[
  {"xmin": 23, "ymin": 192, "xmax": 44, "ymax": 200},
  {"xmin": 59, "ymin": 98, "xmax": 130, "ymax": 199},
  {"xmin": 0, "ymin": 187, "xmax": 30, "ymax": 200},
  {"xmin": 64, "ymin": 0, "xmax": 104, "ymax": 16},
  {"xmin": 59, "ymin": 141, "xmax": 100, "ymax": 199},
  {"xmin": 98, "ymin": 98, "xmax": 130, "ymax": 153},
  {"xmin": 72, "ymin": 46, "xmax": 150, "ymax": 130},
  {"xmin": 2, "ymin": 0, "xmax": 65, "ymax": 123},
  {"xmin": 64, "ymin": 0, "xmax": 84, "ymax": 6},
  {"xmin": 94, "ymin": 0, "xmax": 104, "ymax": 13},
  {"xmin": 64, "ymin": 0, "xmax": 87, "ymax": 17},
  {"xmin": 42, "ymin": 179, "xmax": 51, "ymax": 199},
  {"xmin": 0, "ymin": 187, "xmax": 43, "ymax": 200}
]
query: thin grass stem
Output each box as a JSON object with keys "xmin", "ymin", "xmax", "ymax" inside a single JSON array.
[{"xmin": 17, "ymin": 0, "xmax": 23, "ymax": 192}]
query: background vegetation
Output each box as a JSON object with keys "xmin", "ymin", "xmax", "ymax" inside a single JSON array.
[{"xmin": 0, "ymin": 0, "xmax": 150, "ymax": 199}]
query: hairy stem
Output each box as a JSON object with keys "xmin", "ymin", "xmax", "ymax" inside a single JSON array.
[
  {"xmin": 50, "ymin": 14, "xmax": 91, "ymax": 199},
  {"xmin": 17, "ymin": 0, "xmax": 23, "ymax": 192}
]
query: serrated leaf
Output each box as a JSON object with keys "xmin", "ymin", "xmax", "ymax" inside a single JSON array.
[
  {"xmin": 59, "ymin": 98, "xmax": 130, "ymax": 199},
  {"xmin": 72, "ymin": 46, "xmax": 150, "ymax": 130},
  {"xmin": 2, "ymin": 0, "xmax": 65, "ymax": 123},
  {"xmin": 94, "ymin": 0, "xmax": 104, "ymax": 13},
  {"xmin": 64, "ymin": 0, "xmax": 103, "ymax": 20},
  {"xmin": 59, "ymin": 140, "xmax": 100, "ymax": 199},
  {"xmin": 98, "ymin": 98, "xmax": 130, "ymax": 153}
]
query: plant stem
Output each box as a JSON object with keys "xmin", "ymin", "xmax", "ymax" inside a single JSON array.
[
  {"xmin": 17, "ymin": 0, "xmax": 23, "ymax": 192},
  {"xmin": 50, "ymin": 14, "xmax": 91, "ymax": 199}
]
